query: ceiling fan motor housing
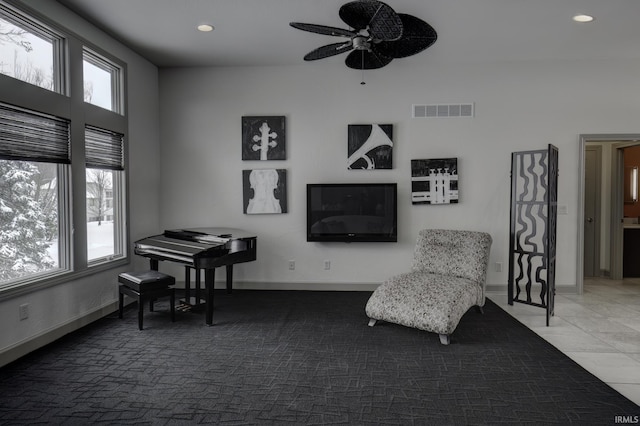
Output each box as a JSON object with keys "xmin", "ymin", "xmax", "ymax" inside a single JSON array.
[{"xmin": 353, "ymin": 35, "xmax": 371, "ymax": 51}]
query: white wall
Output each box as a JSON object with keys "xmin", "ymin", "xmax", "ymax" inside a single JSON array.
[
  {"xmin": 0, "ymin": 0, "xmax": 160, "ymax": 365},
  {"xmin": 158, "ymin": 57, "xmax": 640, "ymax": 292}
]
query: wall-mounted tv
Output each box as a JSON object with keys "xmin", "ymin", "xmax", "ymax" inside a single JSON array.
[{"xmin": 307, "ymin": 183, "xmax": 397, "ymax": 242}]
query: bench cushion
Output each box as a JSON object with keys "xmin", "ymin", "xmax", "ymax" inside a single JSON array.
[{"xmin": 118, "ymin": 270, "xmax": 175, "ymax": 292}]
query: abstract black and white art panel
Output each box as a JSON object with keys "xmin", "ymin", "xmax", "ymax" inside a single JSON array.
[
  {"xmin": 242, "ymin": 169, "xmax": 287, "ymax": 214},
  {"xmin": 347, "ymin": 124, "xmax": 393, "ymax": 170},
  {"xmin": 242, "ymin": 116, "xmax": 286, "ymax": 160},
  {"xmin": 411, "ymin": 158, "xmax": 459, "ymax": 204}
]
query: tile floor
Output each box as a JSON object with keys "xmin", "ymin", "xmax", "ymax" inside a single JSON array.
[{"xmin": 489, "ymin": 277, "xmax": 640, "ymax": 406}]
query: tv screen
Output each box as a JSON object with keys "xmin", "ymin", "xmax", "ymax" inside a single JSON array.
[{"xmin": 307, "ymin": 183, "xmax": 397, "ymax": 242}]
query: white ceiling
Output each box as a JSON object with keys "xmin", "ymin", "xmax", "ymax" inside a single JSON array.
[{"xmin": 54, "ymin": 0, "xmax": 640, "ymax": 68}]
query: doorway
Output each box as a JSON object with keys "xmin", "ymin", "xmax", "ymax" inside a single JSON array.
[{"xmin": 578, "ymin": 134, "xmax": 640, "ymax": 293}]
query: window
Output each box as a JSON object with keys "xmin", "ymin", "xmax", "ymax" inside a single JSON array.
[
  {"xmin": 0, "ymin": 103, "xmax": 70, "ymax": 283},
  {"xmin": 0, "ymin": 4, "xmax": 62, "ymax": 92},
  {"xmin": 0, "ymin": 160, "xmax": 65, "ymax": 281},
  {"xmin": 85, "ymin": 125, "xmax": 124, "ymax": 262},
  {"xmin": 0, "ymin": 1, "xmax": 128, "ymax": 292},
  {"xmin": 86, "ymin": 168, "xmax": 121, "ymax": 260},
  {"xmin": 83, "ymin": 49, "xmax": 121, "ymax": 113}
]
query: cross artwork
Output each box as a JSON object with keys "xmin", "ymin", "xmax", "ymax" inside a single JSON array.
[{"xmin": 242, "ymin": 116, "xmax": 286, "ymax": 161}]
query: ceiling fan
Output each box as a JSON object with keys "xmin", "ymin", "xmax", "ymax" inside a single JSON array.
[{"xmin": 290, "ymin": 0, "xmax": 437, "ymax": 71}]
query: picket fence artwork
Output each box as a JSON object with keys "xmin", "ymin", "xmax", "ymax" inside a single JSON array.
[{"xmin": 411, "ymin": 158, "xmax": 459, "ymax": 204}]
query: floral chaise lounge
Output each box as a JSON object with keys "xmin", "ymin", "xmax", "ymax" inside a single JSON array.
[{"xmin": 365, "ymin": 229, "xmax": 493, "ymax": 345}]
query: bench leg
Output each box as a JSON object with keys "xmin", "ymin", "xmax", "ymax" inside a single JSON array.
[
  {"xmin": 170, "ymin": 289, "xmax": 175, "ymax": 322},
  {"xmin": 226, "ymin": 265, "xmax": 233, "ymax": 294},
  {"xmin": 119, "ymin": 282, "xmax": 174, "ymax": 330},
  {"xmin": 118, "ymin": 290, "xmax": 124, "ymax": 319},
  {"xmin": 138, "ymin": 296, "xmax": 144, "ymax": 330}
]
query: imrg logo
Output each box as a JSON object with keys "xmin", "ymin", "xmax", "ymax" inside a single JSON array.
[{"xmin": 615, "ymin": 415, "xmax": 639, "ymax": 424}]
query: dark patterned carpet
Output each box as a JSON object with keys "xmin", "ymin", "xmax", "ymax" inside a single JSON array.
[{"xmin": 0, "ymin": 290, "xmax": 637, "ymax": 425}]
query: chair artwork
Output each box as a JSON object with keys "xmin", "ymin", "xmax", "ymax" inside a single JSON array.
[{"xmin": 365, "ymin": 229, "xmax": 492, "ymax": 345}]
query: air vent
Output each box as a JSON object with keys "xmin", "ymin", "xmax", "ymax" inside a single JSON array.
[{"xmin": 413, "ymin": 103, "xmax": 474, "ymax": 118}]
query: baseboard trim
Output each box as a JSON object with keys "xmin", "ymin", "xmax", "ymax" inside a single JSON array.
[
  {"xmin": 0, "ymin": 301, "xmax": 118, "ymax": 368},
  {"xmin": 486, "ymin": 284, "xmax": 505, "ymax": 293},
  {"xmin": 174, "ymin": 280, "xmax": 382, "ymax": 292},
  {"xmin": 486, "ymin": 284, "xmax": 578, "ymax": 294},
  {"xmin": 182, "ymin": 281, "xmax": 578, "ymax": 294}
]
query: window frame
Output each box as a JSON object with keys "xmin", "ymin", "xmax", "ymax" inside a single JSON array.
[
  {"xmin": 83, "ymin": 47, "xmax": 124, "ymax": 114},
  {"xmin": 0, "ymin": 0, "xmax": 129, "ymax": 299},
  {"xmin": 0, "ymin": 3, "xmax": 64, "ymax": 93}
]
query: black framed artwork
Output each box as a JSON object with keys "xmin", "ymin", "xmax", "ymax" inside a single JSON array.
[
  {"xmin": 347, "ymin": 124, "xmax": 393, "ymax": 170},
  {"xmin": 242, "ymin": 116, "xmax": 286, "ymax": 160},
  {"xmin": 411, "ymin": 158, "xmax": 459, "ymax": 204},
  {"xmin": 242, "ymin": 169, "xmax": 288, "ymax": 214}
]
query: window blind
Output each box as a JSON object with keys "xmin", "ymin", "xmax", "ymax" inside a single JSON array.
[
  {"xmin": 85, "ymin": 125, "xmax": 124, "ymax": 170},
  {"xmin": 0, "ymin": 102, "xmax": 70, "ymax": 164}
]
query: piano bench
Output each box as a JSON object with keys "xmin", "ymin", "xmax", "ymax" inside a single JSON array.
[
  {"xmin": 118, "ymin": 270, "xmax": 176, "ymax": 291},
  {"xmin": 118, "ymin": 271, "xmax": 176, "ymax": 330}
]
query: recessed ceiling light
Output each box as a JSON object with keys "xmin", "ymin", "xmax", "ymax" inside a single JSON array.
[
  {"xmin": 572, "ymin": 14, "xmax": 594, "ymax": 23},
  {"xmin": 197, "ymin": 24, "xmax": 214, "ymax": 32}
]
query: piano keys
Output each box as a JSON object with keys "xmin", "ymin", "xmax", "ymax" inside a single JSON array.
[{"xmin": 134, "ymin": 227, "xmax": 257, "ymax": 325}]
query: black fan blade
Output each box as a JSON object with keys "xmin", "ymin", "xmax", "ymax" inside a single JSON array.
[
  {"xmin": 339, "ymin": 0, "xmax": 402, "ymax": 41},
  {"xmin": 289, "ymin": 22, "xmax": 356, "ymax": 38},
  {"xmin": 304, "ymin": 42, "xmax": 354, "ymax": 61},
  {"xmin": 345, "ymin": 49, "xmax": 393, "ymax": 70},
  {"xmin": 375, "ymin": 14, "xmax": 437, "ymax": 59}
]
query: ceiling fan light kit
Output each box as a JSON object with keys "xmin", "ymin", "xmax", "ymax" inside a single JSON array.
[{"xmin": 290, "ymin": 0, "xmax": 437, "ymax": 73}]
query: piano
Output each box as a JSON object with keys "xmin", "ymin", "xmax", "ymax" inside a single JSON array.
[{"xmin": 134, "ymin": 227, "xmax": 257, "ymax": 325}]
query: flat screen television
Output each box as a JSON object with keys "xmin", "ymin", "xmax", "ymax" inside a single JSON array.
[{"xmin": 307, "ymin": 183, "xmax": 397, "ymax": 242}]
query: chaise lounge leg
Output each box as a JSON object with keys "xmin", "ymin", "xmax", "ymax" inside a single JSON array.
[
  {"xmin": 368, "ymin": 319, "xmax": 377, "ymax": 327},
  {"xmin": 439, "ymin": 334, "xmax": 450, "ymax": 345}
]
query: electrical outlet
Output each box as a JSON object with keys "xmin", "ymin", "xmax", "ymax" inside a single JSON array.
[
  {"xmin": 19, "ymin": 303, "xmax": 29, "ymax": 320},
  {"xmin": 324, "ymin": 260, "xmax": 331, "ymax": 270},
  {"xmin": 495, "ymin": 262, "xmax": 503, "ymax": 272},
  {"xmin": 288, "ymin": 260, "xmax": 295, "ymax": 271}
]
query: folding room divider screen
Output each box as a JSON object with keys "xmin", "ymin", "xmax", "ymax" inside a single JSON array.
[{"xmin": 508, "ymin": 144, "xmax": 559, "ymax": 326}]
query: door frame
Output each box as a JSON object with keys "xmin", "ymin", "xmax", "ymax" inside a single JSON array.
[
  {"xmin": 584, "ymin": 144, "xmax": 602, "ymax": 277},
  {"xmin": 578, "ymin": 134, "xmax": 640, "ymax": 294}
]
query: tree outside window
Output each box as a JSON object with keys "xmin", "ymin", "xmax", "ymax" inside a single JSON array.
[
  {"xmin": 86, "ymin": 168, "xmax": 116, "ymax": 261},
  {"xmin": 0, "ymin": 160, "xmax": 58, "ymax": 281},
  {"xmin": 86, "ymin": 169, "xmax": 112, "ymax": 224}
]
